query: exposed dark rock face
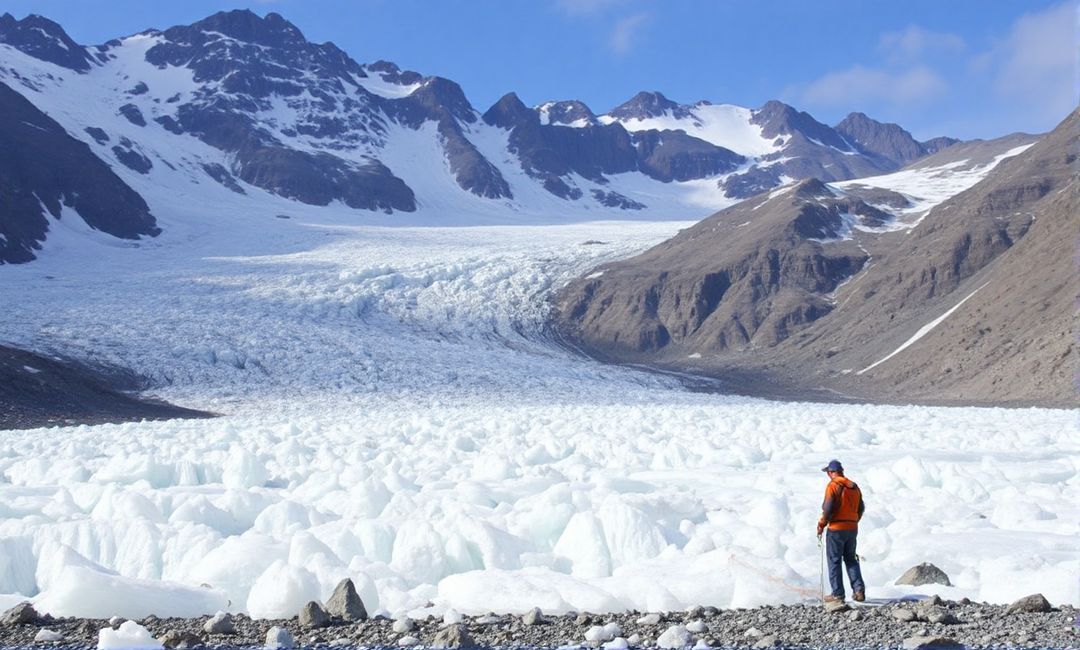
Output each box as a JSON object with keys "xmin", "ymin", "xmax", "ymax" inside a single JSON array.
[
  {"xmin": 835, "ymin": 112, "xmax": 928, "ymax": 166},
  {"xmin": 484, "ymin": 92, "xmax": 640, "ymax": 200},
  {"xmin": 633, "ymin": 130, "xmax": 744, "ymax": 182},
  {"xmin": 118, "ymin": 103, "xmax": 147, "ymax": 127},
  {"xmin": 538, "ymin": 100, "xmax": 598, "ymax": 126},
  {"xmin": 367, "ymin": 59, "xmax": 422, "ymax": 86},
  {"xmin": 234, "ymin": 147, "xmax": 414, "ymax": 212},
  {"xmin": 920, "ymin": 135, "xmax": 960, "ymax": 154},
  {"xmin": 608, "ymin": 90, "xmax": 690, "ymax": 120},
  {"xmin": 0, "ymin": 82, "xmax": 158, "ymax": 264},
  {"xmin": 84, "ymin": 126, "xmax": 110, "ymax": 144},
  {"xmin": 0, "ymin": 13, "xmax": 94, "ymax": 71},
  {"xmin": 591, "ymin": 189, "xmax": 645, "ymax": 210},
  {"xmin": 111, "ymin": 142, "xmax": 153, "ymax": 174},
  {"xmin": 201, "ymin": 163, "xmax": 246, "ymax": 194}
]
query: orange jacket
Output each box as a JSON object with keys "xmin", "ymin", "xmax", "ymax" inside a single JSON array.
[{"xmin": 818, "ymin": 476, "xmax": 864, "ymax": 531}]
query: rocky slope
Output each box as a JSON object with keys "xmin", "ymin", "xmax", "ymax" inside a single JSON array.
[
  {"xmin": 0, "ymin": 345, "xmax": 210, "ymax": 429},
  {"xmin": 553, "ymin": 110, "xmax": 1078, "ymax": 407},
  {"xmin": 0, "ymin": 10, "xmax": 958, "ymax": 262},
  {"xmin": 0, "ymin": 81, "xmax": 158, "ymax": 263}
]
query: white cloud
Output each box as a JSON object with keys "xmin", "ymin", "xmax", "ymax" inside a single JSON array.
[
  {"xmin": 993, "ymin": 1, "xmax": 1078, "ymax": 123},
  {"xmin": 796, "ymin": 65, "xmax": 947, "ymax": 109},
  {"xmin": 608, "ymin": 12, "xmax": 648, "ymax": 55},
  {"xmin": 878, "ymin": 25, "xmax": 965, "ymax": 63}
]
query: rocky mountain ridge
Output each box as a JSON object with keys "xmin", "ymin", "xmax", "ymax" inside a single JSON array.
[
  {"xmin": 553, "ymin": 109, "xmax": 1077, "ymax": 407},
  {"xmin": 0, "ymin": 9, "xmax": 960, "ymax": 263}
]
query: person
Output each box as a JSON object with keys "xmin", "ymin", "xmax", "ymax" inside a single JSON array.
[{"xmin": 816, "ymin": 459, "xmax": 866, "ymax": 603}]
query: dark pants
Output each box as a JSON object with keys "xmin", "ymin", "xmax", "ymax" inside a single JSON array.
[{"xmin": 826, "ymin": 528, "xmax": 865, "ymax": 598}]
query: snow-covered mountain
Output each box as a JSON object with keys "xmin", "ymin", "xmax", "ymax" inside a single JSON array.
[{"xmin": 0, "ymin": 10, "xmax": 958, "ymax": 263}]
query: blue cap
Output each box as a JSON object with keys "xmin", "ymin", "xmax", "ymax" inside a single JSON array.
[{"xmin": 821, "ymin": 459, "xmax": 843, "ymax": 473}]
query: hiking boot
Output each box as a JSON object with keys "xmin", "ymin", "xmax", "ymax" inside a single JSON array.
[
  {"xmin": 853, "ymin": 591, "xmax": 865, "ymax": 602},
  {"xmin": 823, "ymin": 594, "xmax": 844, "ymax": 603}
]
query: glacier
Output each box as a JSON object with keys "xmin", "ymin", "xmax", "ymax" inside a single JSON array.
[{"xmin": 1, "ymin": 205, "xmax": 1077, "ymax": 620}]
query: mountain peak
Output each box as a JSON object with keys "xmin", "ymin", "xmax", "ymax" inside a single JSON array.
[
  {"xmin": 483, "ymin": 92, "xmax": 535, "ymax": 128},
  {"xmin": 608, "ymin": 91, "xmax": 686, "ymax": 120},
  {"xmin": 536, "ymin": 100, "xmax": 597, "ymax": 127},
  {"xmin": 835, "ymin": 111, "xmax": 928, "ymax": 165},
  {"xmin": 0, "ymin": 12, "xmax": 94, "ymax": 71},
  {"xmin": 188, "ymin": 9, "xmax": 306, "ymax": 48}
]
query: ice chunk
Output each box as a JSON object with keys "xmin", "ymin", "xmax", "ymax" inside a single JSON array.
[
  {"xmin": 97, "ymin": 621, "xmax": 163, "ymax": 649},
  {"xmin": 35, "ymin": 550, "xmax": 226, "ymax": 619},
  {"xmin": 246, "ymin": 560, "xmax": 320, "ymax": 619}
]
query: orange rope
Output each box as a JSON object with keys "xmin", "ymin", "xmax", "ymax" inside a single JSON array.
[{"xmin": 729, "ymin": 553, "xmax": 821, "ymax": 600}]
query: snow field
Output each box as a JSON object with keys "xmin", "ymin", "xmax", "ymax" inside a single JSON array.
[{"xmin": 0, "ymin": 397, "xmax": 1076, "ymax": 619}]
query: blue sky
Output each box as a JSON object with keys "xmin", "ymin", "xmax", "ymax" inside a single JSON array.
[{"xmin": 3, "ymin": 0, "xmax": 1075, "ymax": 139}]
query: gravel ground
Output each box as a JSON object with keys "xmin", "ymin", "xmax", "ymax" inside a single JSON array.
[{"xmin": 1, "ymin": 598, "xmax": 1076, "ymax": 649}]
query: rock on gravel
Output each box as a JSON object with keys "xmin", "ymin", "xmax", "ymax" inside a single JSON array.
[
  {"xmin": 432, "ymin": 623, "xmax": 476, "ymax": 649},
  {"xmin": 397, "ymin": 636, "xmax": 420, "ymax": 647},
  {"xmin": 203, "ymin": 611, "xmax": 235, "ymax": 635},
  {"xmin": 299, "ymin": 600, "xmax": 330, "ymax": 628},
  {"xmin": 1006, "ymin": 593, "xmax": 1053, "ymax": 613},
  {"xmin": 657, "ymin": 624, "xmax": 692, "ymax": 649},
  {"xmin": 522, "ymin": 607, "xmax": 544, "ymax": 625},
  {"xmin": 923, "ymin": 607, "xmax": 959, "ymax": 625},
  {"xmin": 158, "ymin": 629, "xmax": 204, "ymax": 649},
  {"xmin": 824, "ymin": 600, "xmax": 850, "ymax": 613},
  {"xmin": 265, "ymin": 626, "xmax": 295, "ymax": 649},
  {"xmin": 896, "ymin": 563, "xmax": 953, "ymax": 587},
  {"xmin": 326, "ymin": 578, "xmax": 368, "ymax": 621},
  {"xmin": 902, "ymin": 635, "xmax": 964, "ymax": 649},
  {"xmin": 893, "ymin": 608, "xmax": 917, "ymax": 622},
  {"xmin": 1, "ymin": 602, "xmax": 40, "ymax": 626}
]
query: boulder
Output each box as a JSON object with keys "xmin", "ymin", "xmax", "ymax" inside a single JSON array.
[
  {"xmin": 392, "ymin": 618, "xmax": 415, "ymax": 633},
  {"xmin": 896, "ymin": 563, "xmax": 952, "ymax": 587},
  {"xmin": 325, "ymin": 578, "xmax": 368, "ymax": 621},
  {"xmin": 902, "ymin": 635, "xmax": 964, "ymax": 649},
  {"xmin": 522, "ymin": 607, "xmax": 544, "ymax": 625},
  {"xmin": 1006, "ymin": 593, "xmax": 1053, "ymax": 614},
  {"xmin": 158, "ymin": 630, "xmax": 205, "ymax": 649},
  {"xmin": 299, "ymin": 601, "xmax": 330, "ymax": 628},
  {"xmin": 265, "ymin": 626, "xmax": 296, "ymax": 649},
  {"xmin": 824, "ymin": 599, "xmax": 849, "ymax": 613},
  {"xmin": 0, "ymin": 602, "xmax": 39, "ymax": 626},
  {"xmin": 893, "ymin": 608, "xmax": 917, "ymax": 622},
  {"xmin": 203, "ymin": 612, "xmax": 235, "ymax": 635},
  {"xmin": 431, "ymin": 623, "xmax": 476, "ymax": 649},
  {"xmin": 923, "ymin": 607, "xmax": 959, "ymax": 625},
  {"xmin": 847, "ymin": 609, "xmax": 864, "ymax": 622}
]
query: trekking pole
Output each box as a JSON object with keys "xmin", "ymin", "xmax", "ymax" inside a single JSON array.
[{"xmin": 817, "ymin": 532, "xmax": 824, "ymax": 602}]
